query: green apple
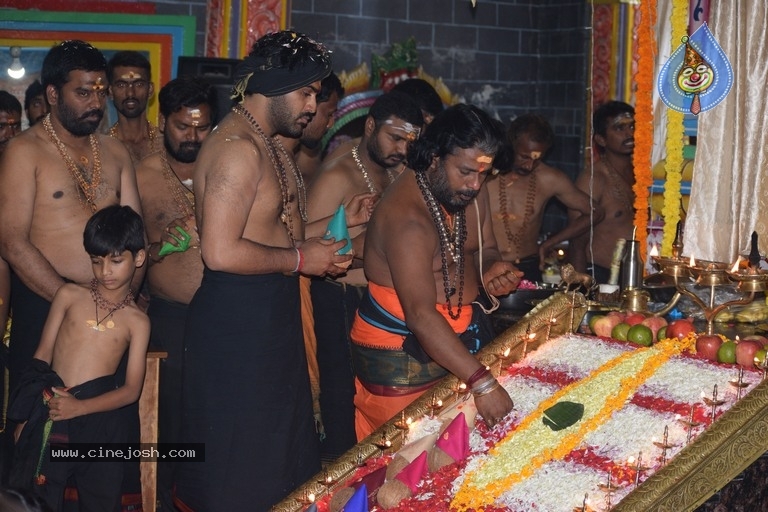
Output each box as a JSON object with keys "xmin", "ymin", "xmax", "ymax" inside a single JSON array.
[
  {"xmin": 611, "ymin": 322, "xmax": 631, "ymax": 342},
  {"xmin": 754, "ymin": 348, "xmax": 768, "ymax": 367},
  {"xmin": 717, "ymin": 340, "xmax": 737, "ymax": 364}
]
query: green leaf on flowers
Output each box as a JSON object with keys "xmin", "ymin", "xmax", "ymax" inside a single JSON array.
[{"xmin": 542, "ymin": 401, "xmax": 584, "ymax": 431}]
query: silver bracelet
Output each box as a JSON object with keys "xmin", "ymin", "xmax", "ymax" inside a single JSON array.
[
  {"xmin": 471, "ymin": 376, "xmax": 500, "ymax": 397},
  {"xmin": 292, "ymin": 247, "xmax": 302, "ymax": 273}
]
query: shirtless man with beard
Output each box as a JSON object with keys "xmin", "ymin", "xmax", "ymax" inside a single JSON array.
[
  {"xmin": 0, "ymin": 40, "xmax": 143, "ymax": 396},
  {"xmin": 0, "ymin": 40, "xmax": 143, "ymax": 493},
  {"xmin": 486, "ymin": 114, "xmax": 602, "ymax": 283},
  {"xmin": 135, "ymin": 76, "xmax": 216, "ymax": 510},
  {"xmin": 175, "ymin": 31, "xmax": 349, "ymax": 511},
  {"xmin": 351, "ymin": 104, "xmax": 522, "ymax": 439},
  {"xmin": 569, "ymin": 101, "xmax": 636, "ymax": 283},
  {"xmin": 305, "ymin": 90, "xmax": 423, "ymax": 457}
]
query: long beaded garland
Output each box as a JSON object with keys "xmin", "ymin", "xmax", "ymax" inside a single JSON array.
[
  {"xmin": 232, "ymin": 104, "xmax": 296, "ymax": 244},
  {"xmin": 415, "ymin": 170, "xmax": 466, "ymax": 320},
  {"xmin": 498, "ymin": 172, "xmax": 537, "ymax": 254},
  {"xmin": 88, "ymin": 278, "xmax": 134, "ymax": 331},
  {"xmin": 42, "ymin": 114, "xmax": 102, "ymax": 212},
  {"xmin": 161, "ymin": 150, "xmax": 195, "ymax": 219},
  {"xmin": 273, "ymin": 136, "xmax": 308, "ymax": 223}
]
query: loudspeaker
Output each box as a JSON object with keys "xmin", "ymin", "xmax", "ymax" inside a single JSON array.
[{"xmin": 176, "ymin": 56, "xmax": 242, "ymax": 125}]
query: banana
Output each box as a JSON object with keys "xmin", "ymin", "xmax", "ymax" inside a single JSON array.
[
  {"xmin": 715, "ymin": 308, "xmax": 734, "ymax": 322},
  {"xmin": 735, "ymin": 301, "xmax": 768, "ymax": 323}
]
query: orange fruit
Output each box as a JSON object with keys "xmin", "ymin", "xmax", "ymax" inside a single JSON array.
[
  {"xmin": 611, "ymin": 322, "xmax": 631, "ymax": 342},
  {"xmin": 627, "ymin": 324, "xmax": 654, "ymax": 346}
]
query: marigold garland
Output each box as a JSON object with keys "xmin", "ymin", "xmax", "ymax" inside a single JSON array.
[
  {"xmin": 632, "ymin": 0, "xmax": 656, "ymax": 264},
  {"xmin": 661, "ymin": 1, "xmax": 689, "ymax": 255},
  {"xmin": 451, "ymin": 337, "xmax": 694, "ymax": 511}
]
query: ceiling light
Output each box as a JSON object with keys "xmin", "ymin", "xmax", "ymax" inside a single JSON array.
[{"xmin": 8, "ymin": 46, "xmax": 25, "ymax": 79}]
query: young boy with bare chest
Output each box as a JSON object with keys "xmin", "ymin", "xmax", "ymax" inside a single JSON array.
[{"xmin": 8, "ymin": 205, "xmax": 149, "ymax": 512}]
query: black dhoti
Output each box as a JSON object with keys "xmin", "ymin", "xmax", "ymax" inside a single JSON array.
[
  {"xmin": 3, "ymin": 274, "xmax": 51, "ymax": 486},
  {"xmin": 175, "ymin": 269, "xmax": 320, "ymax": 512},
  {"xmin": 8, "ymin": 273, "xmax": 51, "ymax": 395},
  {"xmin": 8, "ymin": 360, "xmax": 126, "ymax": 512}
]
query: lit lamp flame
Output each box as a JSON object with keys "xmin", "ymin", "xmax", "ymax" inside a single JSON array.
[
  {"xmin": 689, "ymin": 254, "xmax": 696, "ymax": 267},
  {"xmin": 496, "ymin": 347, "xmax": 512, "ymax": 375},
  {"xmin": 649, "ymin": 244, "xmax": 659, "ymax": 258},
  {"xmin": 730, "ymin": 257, "xmax": 742, "ymax": 273}
]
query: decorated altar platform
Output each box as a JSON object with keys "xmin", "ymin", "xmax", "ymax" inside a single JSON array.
[{"xmin": 273, "ymin": 292, "xmax": 768, "ymax": 511}]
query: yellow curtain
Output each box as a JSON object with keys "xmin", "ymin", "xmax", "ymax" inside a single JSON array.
[{"xmin": 684, "ymin": 3, "xmax": 768, "ymax": 261}]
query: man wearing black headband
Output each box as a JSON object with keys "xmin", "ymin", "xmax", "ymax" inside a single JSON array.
[{"xmin": 175, "ymin": 31, "xmax": 350, "ymax": 511}]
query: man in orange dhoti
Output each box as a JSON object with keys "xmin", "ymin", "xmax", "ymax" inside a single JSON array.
[{"xmin": 351, "ymin": 104, "xmax": 524, "ymax": 440}]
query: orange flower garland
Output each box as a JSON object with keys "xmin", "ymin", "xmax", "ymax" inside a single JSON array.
[
  {"xmin": 661, "ymin": 1, "xmax": 689, "ymax": 255},
  {"xmin": 632, "ymin": 0, "xmax": 656, "ymax": 265}
]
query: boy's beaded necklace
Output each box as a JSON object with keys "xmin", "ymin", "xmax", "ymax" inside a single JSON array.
[{"xmin": 89, "ymin": 279, "xmax": 134, "ymax": 331}]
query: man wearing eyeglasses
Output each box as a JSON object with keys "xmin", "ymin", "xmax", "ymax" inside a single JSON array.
[
  {"xmin": 0, "ymin": 91, "xmax": 22, "ymax": 155},
  {"xmin": 106, "ymin": 51, "xmax": 158, "ymax": 165}
]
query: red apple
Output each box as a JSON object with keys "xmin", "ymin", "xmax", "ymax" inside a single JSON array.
[
  {"xmin": 666, "ymin": 319, "xmax": 696, "ymax": 339},
  {"xmin": 742, "ymin": 334, "xmax": 768, "ymax": 348},
  {"xmin": 606, "ymin": 311, "xmax": 627, "ymax": 322},
  {"xmin": 736, "ymin": 339, "xmax": 763, "ymax": 367},
  {"xmin": 592, "ymin": 315, "xmax": 623, "ymax": 338},
  {"xmin": 624, "ymin": 312, "xmax": 647, "ymax": 326},
  {"xmin": 640, "ymin": 316, "xmax": 668, "ymax": 341},
  {"xmin": 695, "ymin": 334, "xmax": 723, "ymax": 361}
]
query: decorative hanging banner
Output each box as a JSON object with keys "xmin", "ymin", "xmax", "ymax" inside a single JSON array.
[{"xmin": 657, "ymin": 22, "xmax": 733, "ymax": 115}]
